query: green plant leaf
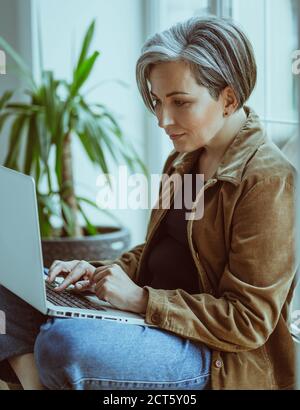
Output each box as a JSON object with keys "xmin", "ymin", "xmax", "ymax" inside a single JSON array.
[
  {"xmin": 6, "ymin": 102, "xmax": 41, "ymax": 113},
  {"xmin": 34, "ymin": 112, "xmax": 53, "ymax": 192},
  {"xmin": 75, "ymin": 103, "xmax": 112, "ymax": 185},
  {"xmin": 0, "ymin": 91, "xmax": 13, "ymax": 110},
  {"xmin": 37, "ymin": 199, "xmax": 54, "ymax": 238},
  {"xmin": 0, "ymin": 112, "xmax": 12, "ymax": 135},
  {"xmin": 79, "ymin": 99, "xmax": 119, "ymax": 164},
  {"xmin": 35, "ymin": 112, "xmax": 51, "ymax": 164},
  {"xmin": 75, "ymin": 19, "xmax": 96, "ymax": 73},
  {"xmin": 61, "ymin": 200, "xmax": 76, "ymax": 237},
  {"xmin": 85, "ymin": 123, "xmax": 109, "ymax": 167},
  {"xmin": 77, "ymin": 203, "xmax": 98, "ymax": 235},
  {"xmin": 41, "ymin": 71, "xmax": 56, "ymax": 133},
  {"xmin": 96, "ymin": 105, "xmax": 123, "ymax": 138},
  {"xmin": 37, "ymin": 193, "xmax": 58, "ymax": 237},
  {"xmin": 4, "ymin": 114, "xmax": 28, "ymax": 170},
  {"xmin": 35, "ymin": 148, "xmax": 41, "ymax": 184},
  {"xmin": 78, "ymin": 132, "xmax": 97, "ymax": 164},
  {"xmin": 55, "ymin": 132, "xmax": 64, "ymax": 188},
  {"xmin": 71, "ymin": 51, "xmax": 100, "ymax": 97},
  {"xmin": 24, "ymin": 115, "xmax": 36, "ymax": 175}
]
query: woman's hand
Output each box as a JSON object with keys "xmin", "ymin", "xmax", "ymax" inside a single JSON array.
[
  {"xmin": 91, "ymin": 264, "xmax": 149, "ymax": 314},
  {"xmin": 47, "ymin": 259, "xmax": 96, "ymax": 292}
]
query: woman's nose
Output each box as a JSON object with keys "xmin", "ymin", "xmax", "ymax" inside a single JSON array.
[{"xmin": 158, "ymin": 108, "xmax": 175, "ymax": 129}]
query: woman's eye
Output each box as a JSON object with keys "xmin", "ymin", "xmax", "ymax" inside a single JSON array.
[
  {"xmin": 174, "ymin": 100, "xmax": 188, "ymax": 107},
  {"xmin": 152, "ymin": 99, "xmax": 189, "ymax": 108}
]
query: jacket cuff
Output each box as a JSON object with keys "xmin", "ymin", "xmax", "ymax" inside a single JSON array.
[
  {"xmin": 88, "ymin": 259, "xmax": 115, "ymax": 268},
  {"xmin": 143, "ymin": 286, "xmax": 170, "ymax": 327}
]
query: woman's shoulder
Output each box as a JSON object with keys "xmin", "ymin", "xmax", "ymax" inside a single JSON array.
[{"xmin": 241, "ymin": 138, "xmax": 297, "ymax": 189}]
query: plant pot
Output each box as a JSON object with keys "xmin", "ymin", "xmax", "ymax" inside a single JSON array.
[{"xmin": 41, "ymin": 225, "xmax": 131, "ymax": 268}]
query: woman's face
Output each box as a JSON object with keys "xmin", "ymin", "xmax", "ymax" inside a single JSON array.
[{"xmin": 149, "ymin": 60, "xmax": 226, "ymax": 153}]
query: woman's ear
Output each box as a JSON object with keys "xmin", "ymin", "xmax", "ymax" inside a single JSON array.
[{"xmin": 222, "ymin": 86, "xmax": 239, "ymax": 115}]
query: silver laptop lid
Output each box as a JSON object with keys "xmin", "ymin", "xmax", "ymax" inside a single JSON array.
[{"xmin": 0, "ymin": 166, "xmax": 47, "ymax": 314}]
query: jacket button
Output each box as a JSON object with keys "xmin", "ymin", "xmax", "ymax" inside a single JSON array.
[
  {"xmin": 151, "ymin": 312, "xmax": 161, "ymax": 324},
  {"xmin": 214, "ymin": 359, "xmax": 223, "ymax": 368}
]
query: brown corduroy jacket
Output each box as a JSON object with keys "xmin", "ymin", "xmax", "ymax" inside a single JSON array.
[{"xmin": 90, "ymin": 106, "xmax": 298, "ymax": 390}]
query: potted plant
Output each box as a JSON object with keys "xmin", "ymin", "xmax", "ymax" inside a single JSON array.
[{"xmin": 0, "ymin": 20, "xmax": 148, "ymax": 267}]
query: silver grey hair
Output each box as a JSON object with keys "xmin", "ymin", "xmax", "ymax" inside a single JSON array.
[{"xmin": 135, "ymin": 16, "xmax": 257, "ymax": 114}]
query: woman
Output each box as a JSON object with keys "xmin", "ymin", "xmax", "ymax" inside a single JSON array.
[{"xmin": 0, "ymin": 16, "xmax": 297, "ymax": 390}]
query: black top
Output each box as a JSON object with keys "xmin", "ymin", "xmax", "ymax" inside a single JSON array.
[{"xmin": 139, "ymin": 161, "xmax": 201, "ymax": 293}]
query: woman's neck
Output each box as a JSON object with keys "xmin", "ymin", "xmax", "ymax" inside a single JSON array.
[{"xmin": 202, "ymin": 107, "xmax": 248, "ymax": 162}]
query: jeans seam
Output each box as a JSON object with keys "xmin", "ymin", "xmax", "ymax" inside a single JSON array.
[{"xmin": 66, "ymin": 373, "xmax": 211, "ymax": 389}]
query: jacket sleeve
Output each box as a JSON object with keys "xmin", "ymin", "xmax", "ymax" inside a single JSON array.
[
  {"xmin": 143, "ymin": 175, "xmax": 297, "ymax": 352},
  {"xmin": 88, "ymin": 242, "xmax": 146, "ymax": 282}
]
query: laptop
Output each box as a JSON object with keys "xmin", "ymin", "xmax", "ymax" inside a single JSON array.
[{"xmin": 0, "ymin": 165, "xmax": 156, "ymax": 327}]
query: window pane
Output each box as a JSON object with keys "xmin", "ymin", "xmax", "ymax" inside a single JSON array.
[
  {"xmin": 232, "ymin": 0, "xmax": 266, "ymax": 118},
  {"xmin": 266, "ymin": 122, "xmax": 298, "ymax": 154},
  {"xmin": 232, "ymin": 0, "xmax": 298, "ymax": 147},
  {"xmin": 164, "ymin": 0, "xmax": 210, "ymax": 27},
  {"xmin": 267, "ymin": 0, "xmax": 298, "ymax": 122}
]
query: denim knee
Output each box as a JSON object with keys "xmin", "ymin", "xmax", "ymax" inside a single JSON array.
[{"xmin": 34, "ymin": 318, "xmax": 86, "ymax": 389}]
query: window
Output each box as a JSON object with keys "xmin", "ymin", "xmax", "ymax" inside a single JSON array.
[
  {"xmin": 145, "ymin": 0, "xmax": 298, "ymax": 171},
  {"xmin": 231, "ymin": 0, "xmax": 298, "ymax": 150}
]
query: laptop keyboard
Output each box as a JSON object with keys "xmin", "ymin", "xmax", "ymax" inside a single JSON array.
[{"xmin": 46, "ymin": 281, "xmax": 105, "ymax": 311}]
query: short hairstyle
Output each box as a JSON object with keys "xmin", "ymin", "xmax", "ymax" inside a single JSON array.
[{"xmin": 136, "ymin": 16, "xmax": 257, "ymax": 114}]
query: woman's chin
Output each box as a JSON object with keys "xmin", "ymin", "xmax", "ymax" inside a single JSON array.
[
  {"xmin": 172, "ymin": 139, "xmax": 187, "ymax": 150},
  {"xmin": 173, "ymin": 145, "xmax": 186, "ymax": 153},
  {"xmin": 172, "ymin": 141, "xmax": 198, "ymax": 153}
]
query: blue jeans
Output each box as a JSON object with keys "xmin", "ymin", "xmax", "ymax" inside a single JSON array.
[
  {"xmin": 34, "ymin": 317, "xmax": 212, "ymax": 390},
  {"xmin": 0, "ymin": 270, "xmax": 212, "ymax": 390}
]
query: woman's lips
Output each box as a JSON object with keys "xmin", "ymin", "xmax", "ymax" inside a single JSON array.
[{"xmin": 170, "ymin": 133, "xmax": 185, "ymax": 140}]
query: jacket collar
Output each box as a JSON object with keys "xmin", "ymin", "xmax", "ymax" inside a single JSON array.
[{"xmin": 171, "ymin": 106, "xmax": 268, "ymax": 186}]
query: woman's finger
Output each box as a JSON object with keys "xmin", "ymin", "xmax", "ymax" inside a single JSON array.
[
  {"xmin": 73, "ymin": 280, "xmax": 92, "ymax": 291},
  {"xmin": 54, "ymin": 260, "xmax": 93, "ymax": 291},
  {"xmin": 94, "ymin": 275, "xmax": 109, "ymax": 299},
  {"xmin": 91, "ymin": 266, "xmax": 112, "ymax": 284},
  {"xmin": 47, "ymin": 262, "xmax": 70, "ymax": 283}
]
